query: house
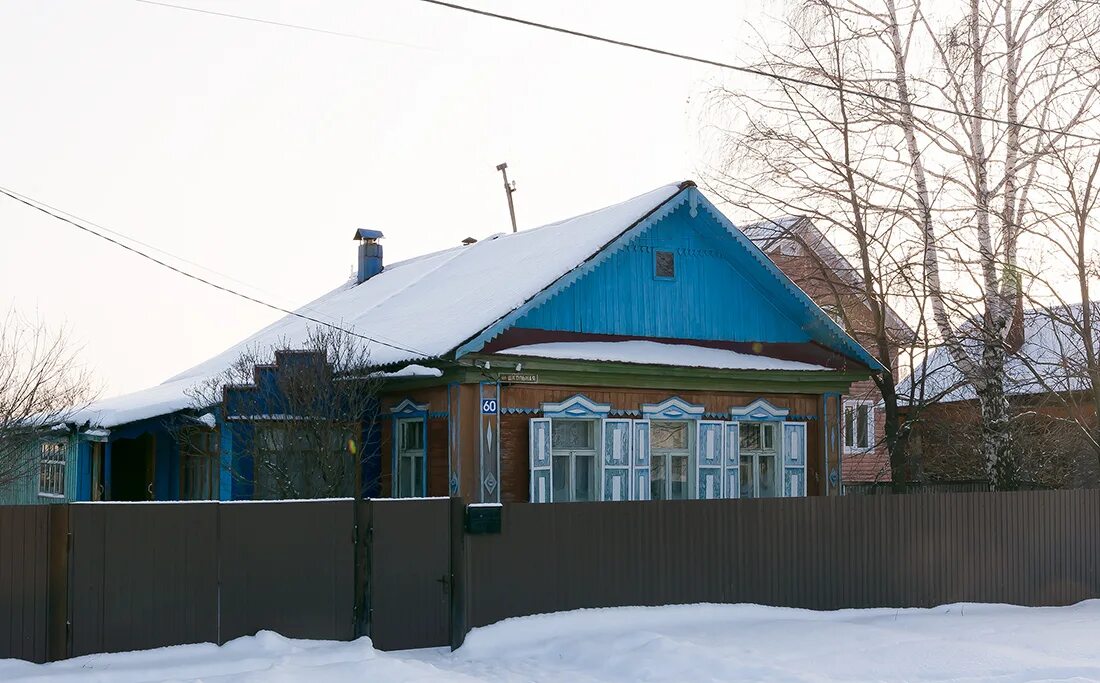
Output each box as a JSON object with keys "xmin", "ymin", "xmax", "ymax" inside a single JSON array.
[
  {"xmin": 899, "ymin": 302, "xmax": 1099, "ymax": 487},
  {"xmin": 740, "ymin": 216, "xmax": 914, "ymax": 491},
  {"xmin": 2, "ymin": 181, "xmax": 881, "ymax": 505}
]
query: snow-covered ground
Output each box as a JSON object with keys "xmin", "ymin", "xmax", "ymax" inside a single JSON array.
[{"xmin": 5, "ymin": 602, "xmax": 1100, "ymax": 682}]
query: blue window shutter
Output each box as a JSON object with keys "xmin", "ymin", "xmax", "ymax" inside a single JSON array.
[
  {"xmin": 783, "ymin": 422, "xmax": 807, "ymax": 497},
  {"xmin": 697, "ymin": 421, "xmax": 724, "ymax": 499},
  {"xmin": 632, "ymin": 419, "xmax": 651, "ymax": 501},
  {"xmin": 601, "ymin": 419, "xmax": 632, "ymax": 501},
  {"xmin": 724, "ymin": 422, "xmax": 741, "ymax": 498},
  {"xmin": 529, "ymin": 418, "xmax": 552, "ymax": 503}
]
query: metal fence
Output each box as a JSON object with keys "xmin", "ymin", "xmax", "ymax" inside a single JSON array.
[
  {"xmin": 454, "ymin": 490, "xmax": 1100, "ymax": 645},
  {"xmin": 3, "ymin": 490, "xmax": 1100, "ymax": 662}
]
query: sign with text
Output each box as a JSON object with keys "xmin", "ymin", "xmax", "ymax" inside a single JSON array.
[
  {"xmin": 498, "ymin": 373, "xmax": 538, "ymax": 384},
  {"xmin": 481, "ymin": 398, "xmax": 499, "ymax": 414}
]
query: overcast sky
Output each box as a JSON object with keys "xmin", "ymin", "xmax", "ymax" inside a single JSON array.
[{"xmin": 0, "ymin": 0, "xmax": 785, "ymax": 397}]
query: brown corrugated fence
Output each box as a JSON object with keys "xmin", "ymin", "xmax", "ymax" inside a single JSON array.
[
  {"xmin": 457, "ymin": 491, "xmax": 1100, "ymax": 642},
  {"xmin": 2, "ymin": 491, "xmax": 1100, "ymax": 662}
]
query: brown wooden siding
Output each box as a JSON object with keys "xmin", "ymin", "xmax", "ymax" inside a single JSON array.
[
  {"xmin": 378, "ymin": 386, "xmax": 450, "ymax": 497},
  {"xmin": 497, "ymin": 384, "xmax": 828, "ymax": 500},
  {"xmin": 500, "ymin": 413, "xmax": 530, "ymax": 503},
  {"xmin": 427, "ymin": 417, "xmax": 449, "ymax": 497}
]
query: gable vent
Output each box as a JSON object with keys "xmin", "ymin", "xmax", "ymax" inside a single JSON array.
[{"xmin": 655, "ymin": 250, "xmax": 675, "ymax": 279}]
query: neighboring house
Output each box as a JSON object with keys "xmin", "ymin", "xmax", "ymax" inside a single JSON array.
[
  {"xmin": 1, "ymin": 181, "xmax": 881, "ymax": 505},
  {"xmin": 898, "ymin": 302, "xmax": 1100, "ymax": 487},
  {"xmin": 741, "ymin": 216, "xmax": 915, "ymax": 491}
]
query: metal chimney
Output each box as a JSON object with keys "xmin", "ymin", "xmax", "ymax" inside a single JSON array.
[{"xmin": 352, "ymin": 229, "xmax": 384, "ymax": 284}]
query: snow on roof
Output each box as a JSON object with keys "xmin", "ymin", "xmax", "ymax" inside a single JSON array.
[
  {"xmin": 495, "ymin": 340, "xmax": 830, "ymax": 372},
  {"xmin": 70, "ymin": 183, "xmax": 684, "ymax": 428},
  {"xmin": 899, "ymin": 302, "xmax": 1097, "ymax": 405}
]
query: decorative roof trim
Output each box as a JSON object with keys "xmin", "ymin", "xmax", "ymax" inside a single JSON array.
[
  {"xmin": 541, "ymin": 394, "xmax": 612, "ymax": 419},
  {"xmin": 454, "ymin": 186, "xmax": 692, "ymax": 358},
  {"xmin": 730, "ymin": 398, "xmax": 789, "ymax": 420},
  {"xmin": 641, "ymin": 396, "xmax": 706, "ymax": 419},
  {"xmin": 391, "ymin": 399, "xmax": 429, "ymax": 416}
]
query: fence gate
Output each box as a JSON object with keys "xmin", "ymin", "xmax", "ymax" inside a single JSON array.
[{"xmin": 366, "ymin": 498, "xmax": 451, "ymax": 650}]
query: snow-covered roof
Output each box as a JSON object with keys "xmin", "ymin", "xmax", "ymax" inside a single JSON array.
[
  {"xmin": 495, "ymin": 341, "xmax": 830, "ymax": 372},
  {"xmin": 899, "ymin": 302, "xmax": 1098, "ymax": 405},
  {"xmin": 70, "ymin": 183, "xmax": 683, "ymax": 428}
]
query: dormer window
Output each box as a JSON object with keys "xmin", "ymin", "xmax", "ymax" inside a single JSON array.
[{"xmin": 655, "ymin": 250, "xmax": 675, "ymax": 279}]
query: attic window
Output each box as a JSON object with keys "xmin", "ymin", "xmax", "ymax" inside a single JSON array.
[{"xmin": 655, "ymin": 250, "xmax": 675, "ymax": 279}]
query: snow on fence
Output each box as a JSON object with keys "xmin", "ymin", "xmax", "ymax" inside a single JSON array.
[{"xmin": 3, "ymin": 490, "xmax": 1100, "ymax": 662}]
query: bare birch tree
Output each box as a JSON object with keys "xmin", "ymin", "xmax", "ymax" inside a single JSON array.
[
  {"xmin": 706, "ymin": 0, "xmax": 936, "ymax": 488},
  {"xmin": 0, "ymin": 310, "xmax": 95, "ymax": 490},
  {"xmin": 710, "ymin": 0, "xmax": 1100, "ymax": 490}
]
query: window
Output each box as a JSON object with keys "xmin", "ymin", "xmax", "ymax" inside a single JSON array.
[
  {"xmin": 739, "ymin": 422, "xmax": 779, "ymax": 499},
  {"xmin": 655, "ymin": 250, "xmax": 676, "ymax": 279},
  {"xmin": 38, "ymin": 441, "xmax": 66, "ymax": 498},
  {"xmin": 650, "ymin": 420, "xmax": 692, "ymax": 500},
  {"xmin": 396, "ymin": 418, "xmax": 426, "ymax": 498},
  {"xmin": 844, "ymin": 401, "xmax": 874, "ymax": 452},
  {"xmin": 180, "ymin": 428, "xmax": 219, "ymax": 500},
  {"xmin": 253, "ymin": 424, "xmax": 355, "ymax": 499},
  {"xmin": 551, "ymin": 419, "xmax": 597, "ymax": 502}
]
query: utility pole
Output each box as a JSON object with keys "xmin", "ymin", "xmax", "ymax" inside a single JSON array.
[{"xmin": 496, "ymin": 162, "xmax": 518, "ymax": 233}]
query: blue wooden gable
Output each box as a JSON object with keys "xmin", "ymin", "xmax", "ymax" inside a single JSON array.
[{"xmin": 457, "ymin": 186, "xmax": 882, "ymax": 370}]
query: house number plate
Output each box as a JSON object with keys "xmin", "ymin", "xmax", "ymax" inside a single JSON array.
[{"xmin": 481, "ymin": 399, "xmax": 499, "ymax": 414}]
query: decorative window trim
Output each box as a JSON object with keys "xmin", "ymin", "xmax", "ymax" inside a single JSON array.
[
  {"xmin": 393, "ymin": 415, "xmax": 428, "ymax": 497},
  {"xmin": 38, "ymin": 440, "xmax": 66, "ymax": 499},
  {"xmin": 391, "ymin": 399, "xmax": 429, "ymax": 416},
  {"xmin": 730, "ymin": 398, "xmax": 789, "ymax": 421},
  {"xmin": 541, "ymin": 394, "xmax": 611, "ymax": 419},
  {"xmin": 641, "ymin": 397, "xmax": 705, "ymax": 420}
]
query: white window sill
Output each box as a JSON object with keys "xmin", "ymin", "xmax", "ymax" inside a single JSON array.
[{"xmin": 37, "ymin": 493, "xmax": 65, "ymax": 499}]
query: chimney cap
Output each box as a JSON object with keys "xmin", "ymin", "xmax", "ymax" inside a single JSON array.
[
  {"xmin": 353, "ymin": 228, "xmax": 385, "ymax": 241},
  {"xmin": 461, "ymin": 237, "xmax": 478, "ymax": 245}
]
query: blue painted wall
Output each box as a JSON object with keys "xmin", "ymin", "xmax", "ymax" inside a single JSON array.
[
  {"xmin": 515, "ymin": 202, "xmax": 812, "ymax": 343},
  {"xmin": 0, "ymin": 433, "xmax": 81, "ymax": 505}
]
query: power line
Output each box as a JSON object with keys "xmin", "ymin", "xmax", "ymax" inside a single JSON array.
[
  {"xmin": 133, "ymin": 0, "xmax": 437, "ymax": 51},
  {"xmin": 0, "ymin": 186, "xmax": 288, "ymax": 303},
  {"xmin": 415, "ymin": 0, "xmax": 1100, "ymax": 145},
  {"xmin": 0, "ymin": 186, "xmax": 436, "ymax": 360}
]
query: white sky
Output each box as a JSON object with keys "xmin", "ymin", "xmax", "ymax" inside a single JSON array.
[{"xmin": 0, "ymin": 0, "xmax": 787, "ymax": 397}]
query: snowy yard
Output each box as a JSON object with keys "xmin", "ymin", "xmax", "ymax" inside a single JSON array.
[{"xmin": 4, "ymin": 602, "xmax": 1100, "ymax": 682}]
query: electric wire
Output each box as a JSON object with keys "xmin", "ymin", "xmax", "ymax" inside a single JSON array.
[
  {"xmin": 0, "ymin": 185, "xmax": 438, "ymax": 361},
  {"xmin": 414, "ymin": 0, "xmax": 1100, "ymax": 145},
  {"xmin": 134, "ymin": 0, "xmax": 436, "ymax": 51}
]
